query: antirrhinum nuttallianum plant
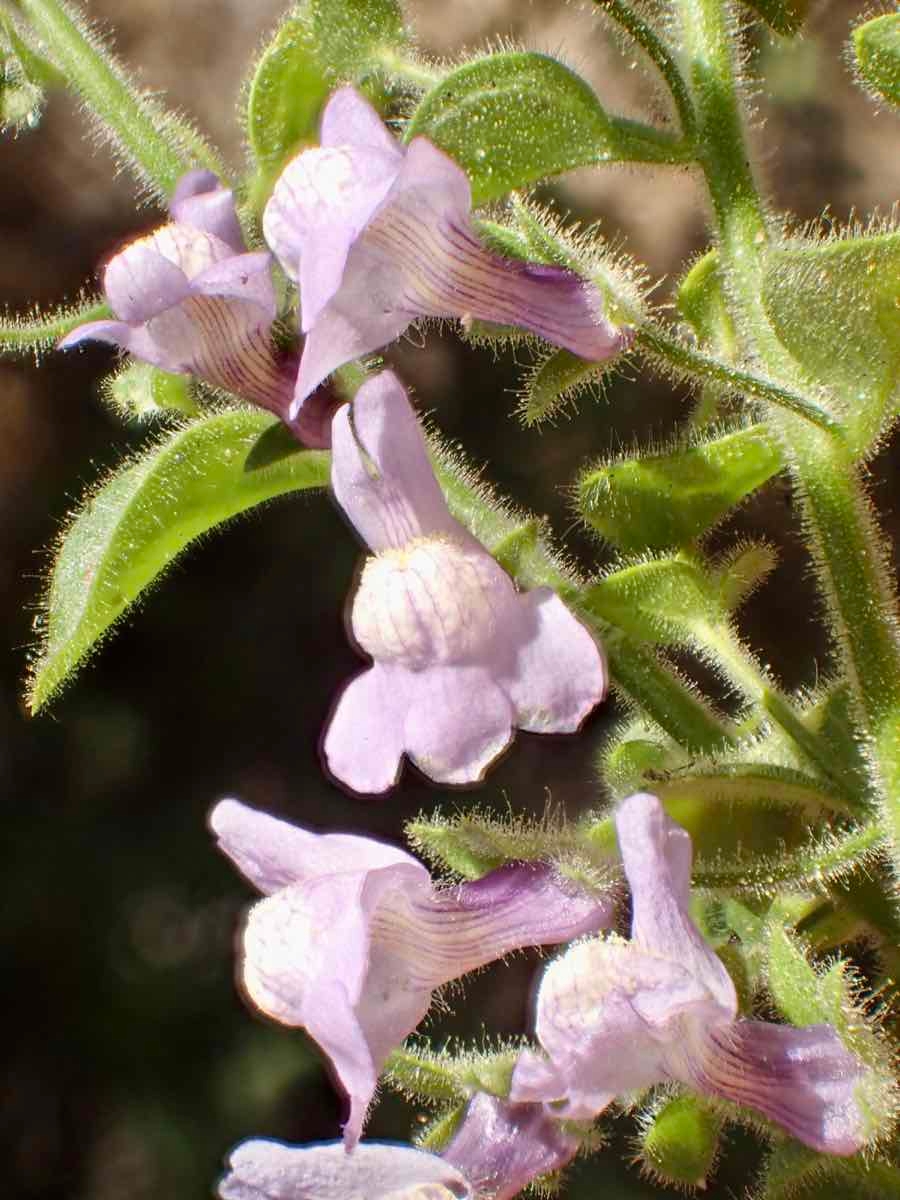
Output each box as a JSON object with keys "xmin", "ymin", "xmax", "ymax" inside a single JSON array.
[{"xmin": 3, "ymin": 0, "xmax": 899, "ymax": 1194}]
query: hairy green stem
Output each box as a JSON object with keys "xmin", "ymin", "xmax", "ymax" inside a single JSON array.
[
  {"xmin": 602, "ymin": 626, "xmax": 735, "ymax": 753},
  {"xmin": 637, "ymin": 325, "xmax": 842, "ymax": 436},
  {"xmin": 592, "ymin": 0, "xmax": 697, "ymax": 138},
  {"xmin": 374, "ymin": 47, "xmax": 442, "ymax": 89},
  {"xmin": 676, "ymin": 0, "xmax": 900, "ymax": 870},
  {"xmin": 15, "ymin": 0, "xmax": 207, "ymax": 195},
  {"xmin": 605, "ymin": 114, "xmax": 695, "ymax": 163},
  {"xmin": 0, "ymin": 296, "xmax": 109, "ymax": 355}
]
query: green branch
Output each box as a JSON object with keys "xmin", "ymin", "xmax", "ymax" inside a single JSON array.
[
  {"xmin": 674, "ymin": 0, "xmax": 900, "ymax": 873},
  {"xmin": 593, "ymin": 0, "xmax": 697, "ymax": 138},
  {"xmin": 0, "ymin": 295, "xmax": 109, "ymax": 356},
  {"xmin": 15, "ymin": 0, "xmax": 217, "ymax": 195},
  {"xmin": 637, "ymin": 325, "xmax": 842, "ymax": 436}
]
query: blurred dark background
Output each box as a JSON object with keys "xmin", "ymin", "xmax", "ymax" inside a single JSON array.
[{"xmin": 1, "ymin": 1, "xmax": 898, "ymax": 1197}]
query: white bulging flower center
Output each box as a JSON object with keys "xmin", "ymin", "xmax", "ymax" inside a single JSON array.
[{"xmin": 351, "ymin": 536, "xmax": 512, "ymax": 668}]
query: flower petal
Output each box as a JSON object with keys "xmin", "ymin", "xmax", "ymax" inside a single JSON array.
[
  {"xmin": 513, "ymin": 938, "xmax": 724, "ymax": 1118},
  {"xmin": 209, "ymin": 797, "xmax": 422, "ymax": 895},
  {"xmin": 143, "ymin": 294, "xmax": 286, "ymax": 402},
  {"xmin": 170, "ymin": 168, "xmax": 246, "ymax": 253},
  {"xmin": 290, "ymin": 131, "xmax": 630, "ymax": 404},
  {"xmin": 263, "ymin": 90, "xmax": 402, "ymax": 328},
  {"xmin": 329, "ymin": 371, "xmax": 460, "ymax": 551},
  {"xmin": 616, "ymin": 792, "xmax": 736, "ymax": 1014},
  {"xmin": 101, "ymin": 235, "xmax": 193, "ymax": 324},
  {"xmin": 366, "ymin": 137, "xmax": 627, "ymax": 360},
  {"xmin": 322, "ymin": 663, "xmax": 408, "ymax": 795},
  {"xmin": 442, "ymin": 1094, "xmax": 578, "ymax": 1200},
  {"xmin": 369, "ymin": 861, "xmax": 614, "ymax": 992},
  {"xmin": 501, "ymin": 588, "xmax": 607, "ymax": 733},
  {"xmin": 402, "ymin": 664, "xmax": 514, "ymax": 785},
  {"xmin": 699, "ymin": 1019, "xmax": 865, "ymax": 1155},
  {"xmin": 219, "ymin": 1137, "xmax": 473, "ymax": 1200},
  {"xmin": 58, "ymin": 318, "xmax": 137, "ymax": 354},
  {"xmin": 240, "ymin": 862, "xmax": 429, "ymax": 1144},
  {"xmin": 190, "ymin": 250, "xmax": 277, "ymax": 319},
  {"xmin": 292, "ymin": 294, "xmax": 413, "ymax": 409},
  {"xmin": 320, "ymin": 85, "xmax": 405, "ymax": 158}
]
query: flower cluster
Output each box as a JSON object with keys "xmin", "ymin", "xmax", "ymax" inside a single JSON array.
[
  {"xmin": 212, "ymin": 792, "xmax": 868, "ymax": 1197},
  {"xmin": 63, "ymin": 88, "xmax": 630, "ymax": 437},
  {"xmin": 55, "ymin": 69, "xmax": 880, "ymax": 1200}
]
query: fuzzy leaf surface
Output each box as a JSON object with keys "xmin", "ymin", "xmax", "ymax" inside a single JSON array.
[
  {"xmin": 309, "ymin": 0, "xmax": 407, "ymax": 81},
  {"xmin": 29, "ymin": 412, "xmax": 328, "ymax": 711},
  {"xmin": 853, "ymin": 14, "xmax": 900, "ymax": 107},
  {"xmin": 246, "ymin": 14, "xmax": 330, "ymax": 205},
  {"xmin": 406, "ymin": 51, "xmax": 620, "ymax": 204},
  {"xmin": 579, "ymin": 425, "xmax": 783, "ymax": 552},
  {"xmin": 762, "ymin": 233, "xmax": 900, "ymax": 450}
]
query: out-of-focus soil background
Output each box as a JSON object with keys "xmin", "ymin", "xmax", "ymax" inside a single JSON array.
[{"xmin": 1, "ymin": 1, "xmax": 897, "ymax": 1197}]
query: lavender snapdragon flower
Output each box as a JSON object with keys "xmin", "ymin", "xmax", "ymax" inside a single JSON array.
[
  {"xmin": 263, "ymin": 86, "xmax": 632, "ymax": 415},
  {"xmin": 218, "ymin": 1095, "xmax": 576, "ymax": 1200},
  {"xmin": 510, "ymin": 792, "xmax": 867, "ymax": 1155},
  {"xmin": 60, "ymin": 170, "xmax": 335, "ymax": 446},
  {"xmin": 323, "ymin": 370, "xmax": 607, "ymax": 794},
  {"xmin": 211, "ymin": 798, "xmax": 612, "ymax": 1147}
]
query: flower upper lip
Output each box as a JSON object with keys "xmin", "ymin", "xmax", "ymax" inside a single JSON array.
[{"xmin": 263, "ymin": 85, "xmax": 633, "ymax": 418}]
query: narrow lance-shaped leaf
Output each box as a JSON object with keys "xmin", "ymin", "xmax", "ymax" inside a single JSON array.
[
  {"xmin": 406, "ymin": 51, "xmax": 685, "ymax": 206},
  {"xmin": 29, "ymin": 411, "xmax": 329, "ymax": 712},
  {"xmin": 583, "ymin": 555, "xmax": 719, "ymax": 646},
  {"xmin": 16, "ymin": 0, "xmax": 221, "ymax": 195}
]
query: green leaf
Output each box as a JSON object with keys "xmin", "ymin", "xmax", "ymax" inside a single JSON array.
[
  {"xmin": 578, "ymin": 424, "xmax": 783, "ymax": 553},
  {"xmin": 762, "ymin": 233, "xmax": 900, "ymax": 451},
  {"xmin": 406, "ymin": 807, "xmax": 584, "ymax": 880},
  {"xmin": 0, "ymin": 11, "xmax": 63, "ymax": 131},
  {"xmin": 309, "ymin": 0, "xmax": 407, "ymax": 83},
  {"xmin": 853, "ymin": 14, "xmax": 900, "ymax": 108},
  {"xmin": 639, "ymin": 1095, "xmax": 721, "ymax": 1190},
  {"xmin": 245, "ymin": 14, "xmax": 330, "ymax": 210},
  {"xmin": 583, "ymin": 556, "xmax": 719, "ymax": 645},
  {"xmin": 740, "ymin": 0, "xmax": 808, "ymax": 36},
  {"xmin": 406, "ymin": 51, "xmax": 682, "ymax": 206},
  {"xmin": 29, "ymin": 411, "xmax": 329, "ymax": 711}
]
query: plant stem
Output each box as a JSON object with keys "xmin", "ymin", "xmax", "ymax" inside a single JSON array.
[
  {"xmin": 592, "ymin": 0, "xmax": 697, "ymax": 138},
  {"xmin": 689, "ymin": 619, "xmax": 867, "ymax": 810},
  {"xmin": 374, "ymin": 47, "xmax": 442, "ymax": 89},
  {"xmin": 606, "ymin": 115, "xmax": 695, "ymax": 164},
  {"xmin": 16, "ymin": 0, "xmax": 202, "ymax": 195},
  {"xmin": 638, "ymin": 325, "xmax": 841, "ymax": 435},
  {"xmin": 675, "ymin": 0, "xmax": 900, "ymax": 869},
  {"xmin": 602, "ymin": 627, "xmax": 735, "ymax": 753},
  {"xmin": 1, "ymin": 296, "xmax": 109, "ymax": 355}
]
